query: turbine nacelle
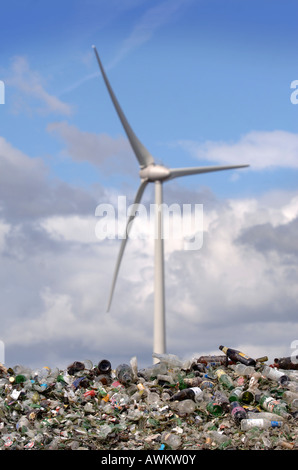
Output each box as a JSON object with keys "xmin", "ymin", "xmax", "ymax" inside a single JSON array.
[{"xmin": 139, "ymin": 163, "xmax": 170, "ymax": 182}]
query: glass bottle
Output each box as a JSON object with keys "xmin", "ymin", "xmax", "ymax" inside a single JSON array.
[
  {"xmin": 219, "ymin": 345, "xmax": 256, "ymax": 367},
  {"xmin": 207, "ymin": 430, "xmax": 231, "ymax": 446},
  {"xmin": 281, "ymin": 391, "xmax": 298, "ymax": 410},
  {"xmin": 255, "ymin": 356, "xmax": 269, "ymax": 363},
  {"xmin": 183, "ymin": 376, "xmax": 203, "ymax": 387},
  {"xmin": 247, "ymin": 411, "xmax": 285, "ymax": 421},
  {"xmin": 274, "ymin": 356, "xmax": 298, "ymax": 370},
  {"xmin": 261, "ymin": 365, "xmax": 288, "ymax": 383},
  {"xmin": 230, "ymin": 401, "xmax": 247, "ymax": 424},
  {"xmin": 200, "ymin": 379, "xmax": 216, "ymax": 390},
  {"xmin": 197, "ymin": 355, "xmax": 228, "ymax": 366},
  {"xmin": 286, "ymin": 381, "xmax": 298, "ymax": 393},
  {"xmin": 233, "ymin": 363, "xmax": 255, "ymax": 376},
  {"xmin": 206, "ymin": 399, "xmax": 225, "ymax": 417},
  {"xmin": 175, "ymin": 399, "xmax": 197, "ymax": 416},
  {"xmin": 14, "ymin": 375, "xmax": 27, "ymax": 384},
  {"xmin": 241, "ymin": 389, "xmax": 255, "ymax": 405},
  {"xmin": 138, "ymin": 361, "xmax": 168, "ymax": 380},
  {"xmin": 161, "ymin": 432, "xmax": 181, "ymax": 450},
  {"xmin": 97, "ymin": 359, "xmax": 111, "ymax": 375},
  {"xmin": 115, "ymin": 364, "xmax": 134, "ymax": 385},
  {"xmin": 170, "ymin": 386, "xmax": 203, "ymax": 402},
  {"xmin": 215, "ymin": 368, "xmax": 234, "ymax": 391},
  {"xmin": 259, "ymin": 395, "xmax": 290, "ymax": 419},
  {"xmin": 248, "ymin": 372, "xmax": 261, "ymax": 389},
  {"xmin": 213, "ymin": 390, "xmax": 230, "ymax": 411},
  {"xmin": 229, "ymin": 386, "xmax": 244, "ymax": 402},
  {"xmin": 241, "ymin": 418, "xmax": 282, "ymax": 431}
]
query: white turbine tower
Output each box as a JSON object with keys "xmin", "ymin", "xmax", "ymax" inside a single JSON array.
[{"xmin": 92, "ymin": 46, "xmax": 249, "ymax": 361}]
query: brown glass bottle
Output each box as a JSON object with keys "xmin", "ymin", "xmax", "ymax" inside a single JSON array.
[
  {"xmin": 219, "ymin": 345, "xmax": 256, "ymax": 367},
  {"xmin": 98, "ymin": 359, "xmax": 112, "ymax": 374},
  {"xmin": 274, "ymin": 356, "xmax": 298, "ymax": 370},
  {"xmin": 169, "ymin": 386, "xmax": 203, "ymax": 402}
]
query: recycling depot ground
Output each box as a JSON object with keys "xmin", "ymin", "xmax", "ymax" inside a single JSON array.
[{"xmin": 1, "ymin": 352, "xmax": 298, "ymax": 453}]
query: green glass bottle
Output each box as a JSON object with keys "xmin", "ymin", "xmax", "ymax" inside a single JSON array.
[
  {"xmin": 229, "ymin": 386, "xmax": 243, "ymax": 402},
  {"xmin": 241, "ymin": 389, "xmax": 255, "ymax": 405},
  {"xmin": 15, "ymin": 374, "xmax": 26, "ymax": 384},
  {"xmin": 206, "ymin": 399, "xmax": 225, "ymax": 417},
  {"xmin": 259, "ymin": 395, "xmax": 290, "ymax": 419},
  {"xmin": 215, "ymin": 368, "xmax": 234, "ymax": 391}
]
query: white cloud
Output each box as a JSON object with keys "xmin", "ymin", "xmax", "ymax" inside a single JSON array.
[
  {"xmin": 6, "ymin": 56, "xmax": 73, "ymax": 116},
  {"xmin": 40, "ymin": 215, "xmax": 98, "ymax": 244},
  {"xmin": 47, "ymin": 121, "xmax": 131, "ymax": 166},
  {"xmin": 178, "ymin": 130, "xmax": 298, "ymax": 169},
  {"xmin": 0, "ymin": 219, "xmax": 10, "ymax": 252}
]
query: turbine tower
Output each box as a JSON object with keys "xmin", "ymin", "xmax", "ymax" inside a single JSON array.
[{"xmin": 92, "ymin": 46, "xmax": 249, "ymax": 360}]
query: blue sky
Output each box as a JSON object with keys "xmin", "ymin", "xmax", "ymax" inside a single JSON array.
[{"xmin": 0, "ymin": 0, "xmax": 298, "ymax": 370}]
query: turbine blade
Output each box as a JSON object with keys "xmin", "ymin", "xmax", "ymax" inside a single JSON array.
[
  {"xmin": 106, "ymin": 179, "xmax": 148, "ymax": 312},
  {"xmin": 92, "ymin": 46, "xmax": 155, "ymax": 169},
  {"xmin": 167, "ymin": 164, "xmax": 249, "ymax": 180}
]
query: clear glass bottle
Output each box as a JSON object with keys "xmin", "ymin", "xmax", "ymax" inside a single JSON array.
[
  {"xmin": 200, "ymin": 379, "xmax": 216, "ymax": 390},
  {"xmin": 247, "ymin": 411, "xmax": 285, "ymax": 421},
  {"xmin": 175, "ymin": 399, "xmax": 197, "ymax": 416},
  {"xmin": 212, "ymin": 390, "xmax": 230, "ymax": 411},
  {"xmin": 233, "ymin": 363, "xmax": 255, "ymax": 376},
  {"xmin": 183, "ymin": 376, "xmax": 203, "ymax": 387},
  {"xmin": 261, "ymin": 365, "xmax": 288, "ymax": 383},
  {"xmin": 281, "ymin": 391, "xmax": 298, "ymax": 410},
  {"xmin": 161, "ymin": 431, "xmax": 181, "ymax": 449},
  {"xmin": 207, "ymin": 430, "xmax": 231, "ymax": 445},
  {"xmin": 115, "ymin": 364, "xmax": 134, "ymax": 385},
  {"xmin": 241, "ymin": 418, "xmax": 282, "ymax": 431}
]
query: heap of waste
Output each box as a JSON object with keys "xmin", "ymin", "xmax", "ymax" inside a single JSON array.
[{"xmin": 1, "ymin": 346, "xmax": 298, "ymax": 450}]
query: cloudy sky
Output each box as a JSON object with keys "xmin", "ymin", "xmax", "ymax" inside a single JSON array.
[{"xmin": 0, "ymin": 0, "xmax": 298, "ymax": 371}]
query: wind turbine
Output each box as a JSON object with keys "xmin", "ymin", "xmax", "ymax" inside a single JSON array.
[{"xmin": 92, "ymin": 46, "xmax": 249, "ymax": 360}]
